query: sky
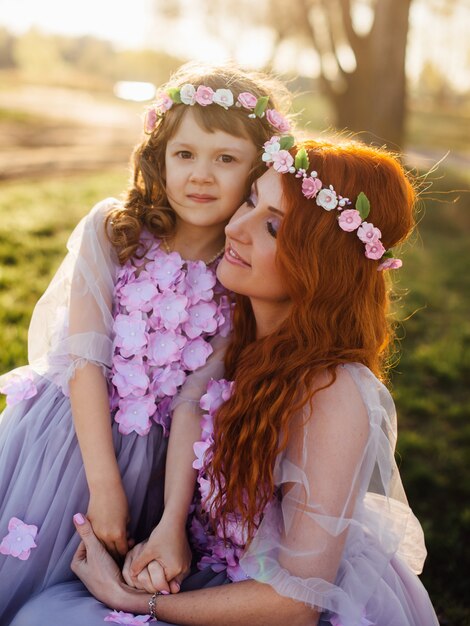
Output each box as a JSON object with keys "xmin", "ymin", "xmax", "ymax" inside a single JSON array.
[{"xmin": 0, "ymin": 0, "xmax": 469, "ymax": 92}]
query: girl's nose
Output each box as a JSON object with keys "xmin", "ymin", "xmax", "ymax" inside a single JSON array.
[{"xmin": 189, "ymin": 161, "xmax": 214, "ymax": 184}]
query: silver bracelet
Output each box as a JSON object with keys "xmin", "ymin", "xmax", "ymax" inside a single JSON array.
[{"xmin": 148, "ymin": 591, "xmax": 163, "ymax": 620}]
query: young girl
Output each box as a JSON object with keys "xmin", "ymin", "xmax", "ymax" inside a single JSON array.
[
  {"xmin": 15, "ymin": 136, "xmax": 440, "ymax": 625},
  {"xmin": 0, "ymin": 62, "xmax": 292, "ymax": 623}
]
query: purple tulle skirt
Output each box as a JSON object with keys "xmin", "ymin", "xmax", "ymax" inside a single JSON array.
[{"xmin": 0, "ymin": 376, "xmax": 167, "ymax": 625}]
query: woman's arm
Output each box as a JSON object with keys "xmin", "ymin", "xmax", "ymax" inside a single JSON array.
[{"xmin": 72, "ymin": 514, "xmax": 316, "ymax": 626}]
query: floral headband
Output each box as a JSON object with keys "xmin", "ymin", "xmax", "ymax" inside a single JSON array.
[
  {"xmin": 144, "ymin": 84, "xmax": 291, "ymax": 135},
  {"xmin": 262, "ymin": 136, "xmax": 402, "ymax": 271}
]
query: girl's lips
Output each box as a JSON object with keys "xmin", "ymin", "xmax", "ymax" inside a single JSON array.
[
  {"xmin": 224, "ymin": 244, "xmax": 251, "ymax": 267},
  {"xmin": 187, "ymin": 194, "xmax": 217, "ymax": 203}
]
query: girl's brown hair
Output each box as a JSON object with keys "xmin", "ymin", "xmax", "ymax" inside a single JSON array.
[
  {"xmin": 207, "ymin": 139, "xmax": 416, "ymax": 539},
  {"xmin": 106, "ymin": 62, "xmax": 292, "ymax": 263}
]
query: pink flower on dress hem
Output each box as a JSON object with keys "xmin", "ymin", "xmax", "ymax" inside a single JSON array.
[
  {"xmin": 357, "ymin": 221, "xmax": 381, "ymax": 244},
  {"xmin": 377, "ymin": 257, "xmax": 402, "ymax": 271},
  {"xmin": 151, "ymin": 364, "xmax": 187, "ymax": 398},
  {"xmin": 181, "ymin": 261, "xmax": 216, "ymax": 305},
  {"xmin": 0, "ymin": 370, "xmax": 37, "ymax": 406},
  {"xmin": 271, "ymin": 150, "xmax": 294, "ymax": 173},
  {"xmin": 113, "ymin": 311, "xmax": 147, "ymax": 357},
  {"xmin": 237, "ymin": 92, "xmax": 258, "ymax": 109},
  {"xmin": 195, "ymin": 85, "xmax": 214, "ymax": 106},
  {"xmin": 104, "ymin": 610, "xmax": 154, "ymax": 624},
  {"xmin": 265, "ymin": 109, "xmax": 291, "ymax": 133},
  {"xmin": 338, "ymin": 209, "xmax": 362, "ymax": 232},
  {"xmin": 146, "ymin": 251, "xmax": 183, "ymax": 290},
  {"xmin": 200, "ymin": 378, "xmax": 233, "ymax": 414},
  {"xmin": 193, "ymin": 440, "xmax": 212, "ymax": 470},
  {"xmin": 301, "ymin": 176, "xmax": 322, "ymax": 199},
  {"xmin": 0, "ymin": 517, "xmax": 38, "ymax": 560},
  {"xmin": 120, "ymin": 275, "xmax": 158, "ymax": 313},
  {"xmin": 112, "ymin": 356, "xmax": 149, "ymax": 397},
  {"xmin": 147, "ymin": 329, "xmax": 185, "ymax": 367},
  {"xmin": 365, "ymin": 240, "xmax": 386, "ymax": 260},
  {"xmin": 152, "ymin": 290, "xmax": 189, "ymax": 331},
  {"xmin": 183, "ymin": 301, "xmax": 218, "ymax": 339}
]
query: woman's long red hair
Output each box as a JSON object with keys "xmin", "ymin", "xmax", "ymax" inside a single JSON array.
[{"xmin": 207, "ymin": 139, "xmax": 416, "ymax": 539}]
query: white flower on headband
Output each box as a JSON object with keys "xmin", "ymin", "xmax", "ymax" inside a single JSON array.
[
  {"xmin": 213, "ymin": 89, "xmax": 234, "ymax": 109},
  {"xmin": 262, "ymin": 137, "xmax": 281, "ymax": 163},
  {"xmin": 316, "ymin": 187, "xmax": 338, "ymax": 211},
  {"xmin": 180, "ymin": 83, "xmax": 196, "ymax": 105}
]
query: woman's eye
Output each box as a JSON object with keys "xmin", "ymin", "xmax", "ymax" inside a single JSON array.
[
  {"xmin": 177, "ymin": 151, "xmax": 192, "ymax": 159},
  {"xmin": 219, "ymin": 154, "xmax": 234, "ymax": 163},
  {"xmin": 267, "ymin": 218, "xmax": 280, "ymax": 238},
  {"xmin": 245, "ymin": 191, "xmax": 257, "ymax": 207}
]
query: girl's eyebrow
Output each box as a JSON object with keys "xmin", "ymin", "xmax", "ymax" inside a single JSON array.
[
  {"xmin": 169, "ymin": 141, "xmax": 246, "ymax": 155},
  {"xmin": 253, "ymin": 180, "xmax": 285, "ymax": 216}
]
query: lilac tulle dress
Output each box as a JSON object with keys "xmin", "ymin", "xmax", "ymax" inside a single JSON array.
[
  {"xmin": 10, "ymin": 364, "xmax": 439, "ymax": 625},
  {"xmin": 0, "ymin": 199, "xmax": 230, "ymax": 625}
]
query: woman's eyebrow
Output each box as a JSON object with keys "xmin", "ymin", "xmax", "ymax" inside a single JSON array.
[{"xmin": 254, "ymin": 180, "xmax": 284, "ymax": 216}]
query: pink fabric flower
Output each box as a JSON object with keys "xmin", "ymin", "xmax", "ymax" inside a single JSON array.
[
  {"xmin": 120, "ymin": 275, "xmax": 158, "ymax": 313},
  {"xmin": 183, "ymin": 301, "xmax": 218, "ymax": 339},
  {"xmin": 181, "ymin": 261, "xmax": 216, "ymax": 305},
  {"xmin": 215, "ymin": 295, "xmax": 232, "ymax": 338},
  {"xmin": 265, "ymin": 109, "xmax": 291, "ymax": 132},
  {"xmin": 0, "ymin": 517, "xmax": 38, "ymax": 560},
  {"xmin": 338, "ymin": 209, "xmax": 362, "ymax": 232},
  {"xmin": 195, "ymin": 85, "xmax": 214, "ymax": 106},
  {"xmin": 146, "ymin": 251, "xmax": 183, "ymax": 290},
  {"xmin": 193, "ymin": 440, "xmax": 212, "ymax": 470},
  {"xmin": 144, "ymin": 108, "xmax": 158, "ymax": 133},
  {"xmin": 104, "ymin": 610, "xmax": 153, "ymax": 625},
  {"xmin": 181, "ymin": 337, "xmax": 213, "ymax": 371},
  {"xmin": 0, "ymin": 370, "xmax": 37, "ymax": 406},
  {"xmin": 237, "ymin": 92, "xmax": 258, "ymax": 109},
  {"xmin": 365, "ymin": 240, "xmax": 386, "ymax": 260},
  {"xmin": 271, "ymin": 150, "xmax": 294, "ymax": 173},
  {"xmin": 113, "ymin": 311, "xmax": 147, "ymax": 358},
  {"xmin": 152, "ymin": 91, "xmax": 173, "ymax": 115},
  {"xmin": 301, "ymin": 176, "xmax": 322, "ymax": 199},
  {"xmin": 147, "ymin": 329, "xmax": 185, "ymax": 367},
  {"xmin": 213, "ymin": 88, "xmax": 234, "ymax": 109},
  {"xmin": 152, "ymin": 290, "xmax": 189, "ymax": 331},
  {"xmin": 377, "ymin": 257, "xmax": 402, "ymax": 271},
  {"xmin": 200, "ymin": 378, "xmax": 233, "ymax": 414},
  {"xmin": 357, "ymin": 221, "xmax": 382, "ymax": 244},
  {"xmin": 112, "ymin": 355, "xmax": 149, "ymax": 397},
  {"xmin": 152, "ymin": 395, "xmax": 172, "ymax": 436},
  {"xmin": 179, "ymin": 83, "xmax": 196, "ymax": 105},
  {"xmin": 316, "ymin": 187, "xmax": 338, "ymax": 211},
  {"xmin": 115, "ymin": 395, "xmax": 156, "ymax": 436},
  {"xmin": 151, "ymin": 364, "xmax": 186, "ymax": 398}
]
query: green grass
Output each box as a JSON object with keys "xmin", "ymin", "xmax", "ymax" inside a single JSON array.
[{"xmin": 0, "ymin": 167, "xmax": 469, "ymax": 624}]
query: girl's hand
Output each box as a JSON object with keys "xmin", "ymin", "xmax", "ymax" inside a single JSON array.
[
  {"xmin": 87, "ymin": 482, "xmax": 130, "ymax": 561},
  {"xmin": 123, "ymin": 517, "xmax": 192, "ymax": 594}
]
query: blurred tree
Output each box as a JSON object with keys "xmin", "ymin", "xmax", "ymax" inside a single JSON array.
[
  {"xmin": 12, "ymin": 28, "xmax": 67, "ymax": 78},
  {"xmin": 0, "ymin": 27, "xmax": 15, "ymax": 69}
]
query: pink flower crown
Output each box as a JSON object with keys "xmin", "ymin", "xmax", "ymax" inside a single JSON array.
[
  {"xmin": 144, "ymin": 84, "xmax": 290, "ymax": 135},
  {"xmin": 262, "ymin": 136, "xmax": 402, "ymax": 271}
]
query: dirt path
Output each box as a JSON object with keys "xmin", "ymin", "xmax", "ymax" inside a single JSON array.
[{"xmin": 0, "ymin": 85, "xmax": 142, "ymax": 179}]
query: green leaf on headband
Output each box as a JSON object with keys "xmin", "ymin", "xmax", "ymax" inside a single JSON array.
[
  {"xmin": 254, "ymin": 96, "xmax": 269, "ymax": 117},
  {"xmin": 279, "ymin": 135, "xmax": 295, "ymax": 150},
  {"xmin": 355, "ymin": 192, "xmax": 370, "ymax": 219},
  {"xmin": 382, "ymin": 249, "xmax": 393, "ymax": 259},
  {"xmin": 168, "ymin": 88, "xmax": 182, "ymax": 103},
  {"xmin": 294, "ymin": 148, "xmax": 309, "ymax": 171}
]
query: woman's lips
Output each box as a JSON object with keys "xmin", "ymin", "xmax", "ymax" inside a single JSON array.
[{"xmin": 224, "ymin": 244, "xmax": 250, "ymax": 267}]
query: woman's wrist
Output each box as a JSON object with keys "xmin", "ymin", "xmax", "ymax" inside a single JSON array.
[{"xmin": 113, "ymin": 581, "xmax": 153, "ymax": 614}]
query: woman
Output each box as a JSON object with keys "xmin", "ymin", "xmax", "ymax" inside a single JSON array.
[{"xmin": 11, "ymin": 138, "xmax": 439, "ymax": 626}]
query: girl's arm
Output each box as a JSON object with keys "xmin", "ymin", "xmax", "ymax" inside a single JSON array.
[{"xmin": 69, "ymin": 363, "xmax": 129, "ymax": 559}]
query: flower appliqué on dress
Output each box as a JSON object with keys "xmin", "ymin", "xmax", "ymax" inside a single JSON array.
[
  {"xmin": 0, "ymin": 517, "xmax": 38, "ymax": 560},
  {"xmin": 0, "ymin": 369, "xmax": 38, "ymax": 407},
  {"xmin": 110, "ymin": 239, "xmax": 230, "ymax": 438},
  {"xmin": 104, "ymin": 610, "xmax": 155, "ymax": 624}
]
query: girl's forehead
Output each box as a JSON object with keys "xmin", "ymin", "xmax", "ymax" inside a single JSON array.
[{"xmin": 168, "ymin": 109, "xmax": 256, "ymax": 149}]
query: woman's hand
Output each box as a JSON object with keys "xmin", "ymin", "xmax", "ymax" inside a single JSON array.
[
  {"xmin": 87, "ymin": 482, "xmax": 130, "ymax": 560},
  {"xmin": 123, "ymin": 516, "xmax": 192, "ymax": 594},
  {"xmin": 71, "ymin": 513, "xmax": 127, "ymax": 606}
]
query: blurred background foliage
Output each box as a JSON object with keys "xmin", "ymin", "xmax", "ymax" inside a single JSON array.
[{"xmin": 0, "ymin": 0, "xmax": 468, "ymax": 623}]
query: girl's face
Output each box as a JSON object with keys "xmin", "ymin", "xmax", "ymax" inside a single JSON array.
[
  {"xmin": 217, "ymin": 168, "xmax": 290, "ymax": 317},
  {"xmin": 165, "ymin": 109, "xmax": 258, "ymax": 232}
]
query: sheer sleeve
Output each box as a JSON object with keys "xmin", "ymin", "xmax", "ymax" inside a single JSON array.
[
  {"xmin": 239, "ymin": 363, "xmax": 427, "ymax": 626},
  {"xmin": 25, "ymin": 198, "xmax": 120, "ymax": 393}
]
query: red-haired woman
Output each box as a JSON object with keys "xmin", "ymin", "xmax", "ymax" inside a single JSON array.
[{"xmin": 11, "ymin": 139, "xmax": 439, "ymax": 626}]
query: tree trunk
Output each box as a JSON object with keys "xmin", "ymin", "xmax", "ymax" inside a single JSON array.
[{"xmin": 332, "ymin": 0, "xmax": 412, "ymax": 147}]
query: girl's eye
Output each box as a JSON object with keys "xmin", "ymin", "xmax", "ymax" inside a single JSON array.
[
  {"xmin": 267, "ymin": 218, "xmax": 280, "ymax": 238},
  {"xmin": 219, "ymin": 154, "xmax": 234, "ymax": 163},
  {"xmin": 177, "ymin": 151, "xmax": 192, "ymax": 159}
]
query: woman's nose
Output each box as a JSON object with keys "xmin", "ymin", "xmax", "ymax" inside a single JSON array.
[{"xmin": 225, "ymin": 205, "xmax": 251, "ymax": 241}]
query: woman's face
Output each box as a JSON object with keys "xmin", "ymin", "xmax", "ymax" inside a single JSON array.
[{"xmin": 217, "ymin": 168, "xmax": 291, "ymax": 317}]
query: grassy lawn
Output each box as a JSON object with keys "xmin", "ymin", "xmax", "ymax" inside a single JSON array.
[{"xmin": 0, "ymin": 164, "xmax": 468, "ymax": 624}]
